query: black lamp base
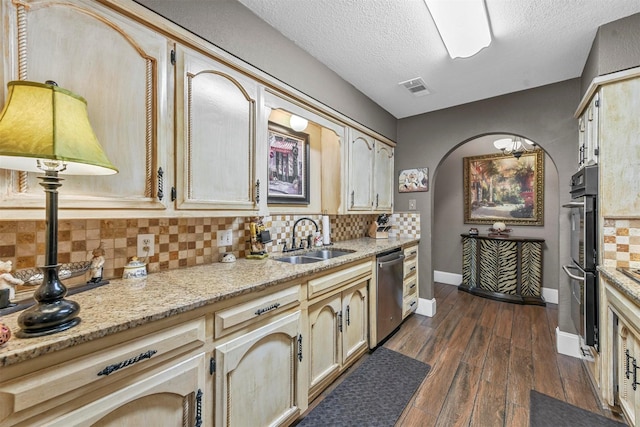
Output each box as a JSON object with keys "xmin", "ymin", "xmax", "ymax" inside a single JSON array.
[
  {"xmin": 16, "ymin": 298, "xmax": 81, "ymax": 338},
  {"xmin": 15, "ymin": 263, "xmax": 81, "ymax": 338}
]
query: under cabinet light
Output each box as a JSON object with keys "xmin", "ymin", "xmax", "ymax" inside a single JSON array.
[
  {"xmin": 424, "ymin": 0, "xmax": 492, "ymax": 59},
  {"xmin": 289, "ymin": 115, "xmax": 308, "ymax": 132}
]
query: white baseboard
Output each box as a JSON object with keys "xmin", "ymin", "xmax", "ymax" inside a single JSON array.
[
  {"xmin": 542, "ymin": 287, "xmax": 559, "ymax": 304},
  {"xmin": 556, "ymin": 327, "xmax": 583, "ymax": 359},
  {"xmin": 434, "ymin": 270, "xmax": 559, "ymax": 305},
  {"xmin": 434, "ymin": 270, "xmax": 462, "ymax": 286},
  {"xmin": 417, "ymin": 297, "xmax": 436, "ymax": 317}
]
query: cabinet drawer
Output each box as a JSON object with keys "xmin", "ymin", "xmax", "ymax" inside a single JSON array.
[
  {"xmin": 0, "ymin": 318, "xmax": 205, "ymax": 420},
  {"xmin": 308, "ymin": 261, "xmax": 373, "ymax": 300},
  {"xmin": 215, "ymin": 284, "xmax": 302, "ymax": 338},
  {"xmin": 403, "ymin": 245, "xmax": 418, "ymax": 259},
  {"xmin": 403, "ymin": 257, "xmax": 417, "ymax": 279},
  {"xmin": 404, "ymin": 276, "xmax": 417, "ymax": 297},
  {"xmin": 403, "ymin": 294, "xmax": 418, "ymax": 318}
]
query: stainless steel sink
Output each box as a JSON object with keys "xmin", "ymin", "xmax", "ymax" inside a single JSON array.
[
  {"xmin": 274, "ymin": 249, "xmax": 355, "ymax": 264},
  {"xmin": 303, "ymin": 249, "xmax": 355, "ymax": 259},
  {"xmin": 275, "ymin": 255, "xmax": 323, "ymax": 264}
]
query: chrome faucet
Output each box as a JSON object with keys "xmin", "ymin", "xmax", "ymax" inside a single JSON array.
[{"xmin": 288, "ymin": 217, "xmax": 319, "ymax": 251}]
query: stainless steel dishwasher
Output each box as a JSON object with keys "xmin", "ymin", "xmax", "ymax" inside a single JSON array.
[{"xmin": 376, "ymin": 248, "xmax": 405, "ymax": 345}]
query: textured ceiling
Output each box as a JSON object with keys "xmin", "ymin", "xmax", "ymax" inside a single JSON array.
[{"xmin": 238, "ymin": 0, "xmax": 640, "ymax": 118}]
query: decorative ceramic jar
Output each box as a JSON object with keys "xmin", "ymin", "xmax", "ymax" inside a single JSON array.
[
  {"xmin": 0, "ymin": 322, "xmax": 11, "ymax": 346},
  {"xmin": 123, "ymin": 257, "xmax": 147, "ymax": 279}
]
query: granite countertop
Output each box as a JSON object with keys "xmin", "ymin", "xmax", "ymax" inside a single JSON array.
[
  {"xmin": 598, "ymin": 266, "xmax": 640, "ymax": 307},
  {"xmin": 0, "ymin": 237, "xmax": 418, "ymax": 367}
]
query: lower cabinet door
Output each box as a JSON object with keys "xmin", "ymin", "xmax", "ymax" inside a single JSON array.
[
  {"xmin": 342, "ymin": 279, "xmax": 369, "ymax": 366},
  {"xmin": 46, "ymin": 353, "xmax": 207, "ymax": 427},
  {"xmin": 215, "ymin": 311, "xmax": 303, "ymax": 427},
  {"xmin": 308, "ymin": 294, "xmax": 342, "ymax": 400}
]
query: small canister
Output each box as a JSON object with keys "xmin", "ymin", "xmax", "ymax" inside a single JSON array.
[{"xmin": 123, "ymin": 257, "xmax": 147, "ymax": 279}]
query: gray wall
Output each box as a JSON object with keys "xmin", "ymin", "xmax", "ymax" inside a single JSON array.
[
  {"xmin": 135, "ymin": 0, "xmax": 397, "ymax": 140},
  {"xmin": 396, "ymin": 79, "xmax": 580, "ymax": 332},
  {"xmin": 581, "ymin": 12, "xmax": 640, "ymax": 95}
]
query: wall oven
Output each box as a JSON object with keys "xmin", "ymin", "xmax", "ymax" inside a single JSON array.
[{"xmin": 562, "ymin": 165, "xmax": 599, "ymax": 353}]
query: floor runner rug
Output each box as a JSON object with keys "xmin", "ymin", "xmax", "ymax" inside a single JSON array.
[
  {"xmin": 530, "ymin": 390, "xmax": 626, "ymax": 427},
  {"xmin": 298, "ymin": 346, "xmax": 431, "ymax": 427}
]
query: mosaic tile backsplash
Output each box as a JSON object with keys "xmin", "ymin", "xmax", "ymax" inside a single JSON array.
[
  {"xmin": 602, "ymin": 218, "xmax": 640, "ymax": 269},
  {"xmin": 0, "ymin": 213, "xmax": 420, "ymax": 294}
]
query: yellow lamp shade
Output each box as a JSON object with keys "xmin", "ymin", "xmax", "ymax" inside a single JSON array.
[{"xmin": 0, "ymin": 81, "xmax": 117, "ymax": 175}]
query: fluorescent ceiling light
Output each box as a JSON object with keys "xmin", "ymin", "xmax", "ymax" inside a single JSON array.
[{"xmin": 424, "ymin": 0, "xmax": 492, "ymax": 59}]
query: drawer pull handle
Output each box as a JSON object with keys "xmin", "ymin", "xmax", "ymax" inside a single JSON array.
[
  {"xmin": 410, "ymin": 301, "xmax": 416, "ymax": 307},
  {"xmin": 98, "ymin": 349, "xmax": 157, "ymax": 376},
  {"xmin": 410, "ymin": 284, "xmax": 416, "ymax": 289},
  {"xmin": 410, "ymin": 266, "xmax": 416, "ymax": 272},
  {"xmin": 409, "ymin": 251, "xmax": 417, "ymax": 256},
  {"xmin": 255, "ymin": 302, "xmax": 280, "ymax": 316}
]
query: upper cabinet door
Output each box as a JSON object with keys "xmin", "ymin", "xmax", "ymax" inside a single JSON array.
[
  {"xmin": 174, "ymin": 45, "xmax": 258, "ymax": 212},
  {"xmin": 0, "ymin": 0, "xmax": 171, "ymax": 210},
  {"xmin": 347, "ymin": 129, "xmax": 374, "ymax": 211},
  {"xmin": 374, "ymin": 142, "xmax": 394, "ymax": 212}
]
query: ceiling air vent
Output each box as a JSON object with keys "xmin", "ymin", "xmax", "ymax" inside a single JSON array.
[{"xmin": 399, "ymin": 77, "xmax": 430, "ymax": 97}]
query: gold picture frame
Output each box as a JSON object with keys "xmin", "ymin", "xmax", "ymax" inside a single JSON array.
[{"xmin": 463, "ymin": 149, "xmax": 544, "ymax": 225}]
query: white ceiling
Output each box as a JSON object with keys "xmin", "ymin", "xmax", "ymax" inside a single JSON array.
[{"xmin": 238, "ymin": 0, "xmax": 640, "ymax": 119}]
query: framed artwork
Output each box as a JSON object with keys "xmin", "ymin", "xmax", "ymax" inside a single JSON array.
[
  {"xmin": 463, "ymin": 149, "xmax": 544, "ymax": 225},
  {"xmin": 399, "ymin": 168, "xmax": 429, "ymax": 193},
  {"xmin": 267, "ymin": 122, "xmax": 310, "ymax": 204}
]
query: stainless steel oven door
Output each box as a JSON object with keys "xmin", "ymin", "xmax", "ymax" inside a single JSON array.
[
  {"xmin": 563, "ymin": 263, "xmax": 598, "ymax": 353},
  {"xmin": 564, "ymin": 197, "xmax": 597, "ymax": 271}
]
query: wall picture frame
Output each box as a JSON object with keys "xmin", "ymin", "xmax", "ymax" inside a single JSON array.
[
  {"xmin": 267, "ymin": 122, "xmax": 310, "ymax": 204},
  {"xmin": 463, "ymin": 149, "xmax": 544, "ymax": 225},
  {"xmin": 399, "ymin": 168, "xmax": 429, "ymax": 193}
]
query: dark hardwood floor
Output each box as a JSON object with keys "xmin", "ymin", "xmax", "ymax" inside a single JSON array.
[
  {"xmin": 390, "ymin": 282, "xmax": 624, "ymax": 426},
  {"xmin": 301, "ymin": 282, "xmax": 626, "ymax": 426}
]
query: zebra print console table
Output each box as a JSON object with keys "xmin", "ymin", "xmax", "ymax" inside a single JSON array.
[{"xmin": 459, "ymin": 234, "xmax": 545, "ymax": 306}]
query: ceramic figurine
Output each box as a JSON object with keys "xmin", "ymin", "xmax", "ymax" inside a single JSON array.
[
  {"xmin": 0, "ymin": 259, "xmax": 24, "ymax": 300},
  {"xmin": 87, "ymin": 244, "xmax": 106, "ymax": 284}
]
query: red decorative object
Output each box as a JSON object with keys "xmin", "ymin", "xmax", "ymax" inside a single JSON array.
[{"xmin": 0, "ymin": 322, "xmax": 11, "ymax": 345}]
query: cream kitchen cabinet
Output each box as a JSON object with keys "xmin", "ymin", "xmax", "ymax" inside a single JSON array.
[
  {"xmin": 602, "ymin": 272, "xmax": 640, "ymax": 426},
  {"xmin": 213, "ymin": 310, "xmax": 305, "ymax": 427},
  {"xmin": 576, "ymin": 70, "xmax": 640, "ymax": 217},
  {"xmin": 402, "ymin": 244, "xmax": 419, "ymax": 318},
  {"xmin": 39, "ymin": 353, "xmax": 207, "ymax": 427},
  {"xmin": 0, "ymin": 316, "xmax": 207, "ymax": 426},
  {"xmin": 373, "ymin": 141, "xmax": 394, "ymax": 211},
  {"xmin": 174, "ymin": 44, "xmax": 259, "ymax": 213},
  {"xmin": 307, "ymin": 262, "xmax": 370, "ymax": 400},
  {"xmin": 615, "ymin": 314, "xmax": 640, "ymax": 426},
  {"xmin": 0, "ymin": 0, "xmax": 171, "ymax": 210},
  {"xmin": 347, "ymin": 128, "xmax": 394, "ymax": 213},
  {"xmin": 577, "ymin": 92, "xmax": 599, "ymax": 169}
]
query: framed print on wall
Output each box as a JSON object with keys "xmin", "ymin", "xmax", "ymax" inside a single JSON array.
[
  {"xmin": 267, "ymin": 122, "xmax": 310, "ymax": 204},
  {"xmin": 463, "ymin": 149, "xmax": 544, "ymax": 225},
  {"xmin": 399, "ymin": 168, "xmax": 429, "ymax": 193}
]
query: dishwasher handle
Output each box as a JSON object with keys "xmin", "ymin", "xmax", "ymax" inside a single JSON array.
[{"xmin": 378, "ymin": 254, "xmax": 405, "ymax": 268}]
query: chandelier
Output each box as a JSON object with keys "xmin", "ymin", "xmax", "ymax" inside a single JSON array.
[{"xmin": 493, "ymin": 136, "xmax": 536, "ymax": 159}]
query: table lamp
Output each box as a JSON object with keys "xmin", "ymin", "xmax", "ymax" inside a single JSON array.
[{"xmin": 0, "ymin": 81, "xmax": 117, "ymax": 337}]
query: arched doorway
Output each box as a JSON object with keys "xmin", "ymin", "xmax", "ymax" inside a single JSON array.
[{"xmin": 431, "ymin": 133, "xmax": 561, "ymax": 306}]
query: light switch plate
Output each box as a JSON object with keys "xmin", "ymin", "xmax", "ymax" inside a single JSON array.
[
  {"xmin": 217, "ymin": 229, "xmax": 233, "ymax": 247},
  {"xmin": 137, "ymin": 234, "xmax": 155, "ymax": 258},
  {"xmin": 409, "ymin": 199, "xmax": 417, "ymax": 210}
]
